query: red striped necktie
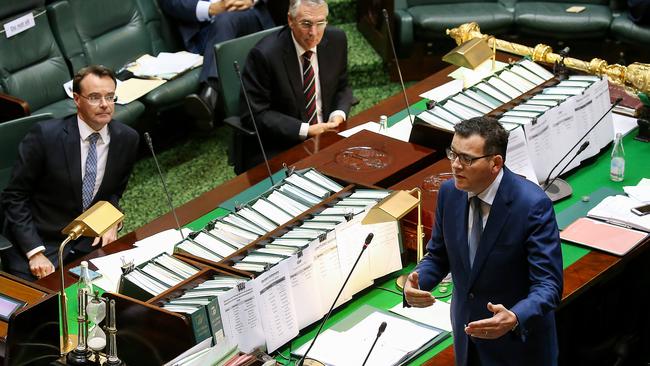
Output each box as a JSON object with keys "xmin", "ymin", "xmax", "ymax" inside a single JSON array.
[{"xmin": 302, "ymin": 50, "xmax": 318, "ymax": 125}]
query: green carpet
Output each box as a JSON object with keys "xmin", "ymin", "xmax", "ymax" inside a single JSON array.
[{"xmin": 118, "ymin": 1, "xmax": 406, "ymax": 235}]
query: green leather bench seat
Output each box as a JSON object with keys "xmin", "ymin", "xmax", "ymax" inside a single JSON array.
[
  {"xmin": 140, "ymin": 68, "xmax": 201, "ymax": 107},
  {"xmin": 610, "ymin": 12, "xmax": 650, "ymax": 44},
  {"xmin": 515, "ymin": 2, "xmax": 612, "ymax": 39},
  {"xmin": 409, "ymin": 3, "xmax": 513, "ymax": 40}
]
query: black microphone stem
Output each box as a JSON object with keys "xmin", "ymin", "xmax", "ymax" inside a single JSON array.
[
  {"xmin": 542, "ymin": 97, "xmax": 622, "ymax": 187},
  {"xmin": 298, "ymin": 233, "xmax": 374, "ymax": 366},
  {"xmin": 144, "ymin": 132, "xmax": 184, "ymax": 239},
  {"xmin": 544, "ymin": 141, "xmax": 589, "ymax": 192},
  {"xmin": 234, "ymin": 61, "xmax": 274, "ymax": 185},
  {"xmin": 382, "ymin": 9, "xmax": 413, "ymax": 125},
  {"xmin": 362, "ymin": 321, "xmax": 387, "ymax": 366}
]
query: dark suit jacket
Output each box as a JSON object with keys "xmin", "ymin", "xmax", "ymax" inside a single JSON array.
[
  {"xmin": 0, "ymin": 116, "xmax": 139, "ymax": 279},
  {"xmin": 415, "ymin": 167, "xmax": 563, "ymax": 366},
  {"xmin": 241, "ymin": 25, "xmax": 353, "ymax": 158}
]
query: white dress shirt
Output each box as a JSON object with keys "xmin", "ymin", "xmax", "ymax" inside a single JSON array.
[
  {"xmin": 26, "ymin": 118, "xmax": 111, "ymax": 259},
  {"xmin": 291, "ymin": 33, "xmax": 346, "ymax": 139}
]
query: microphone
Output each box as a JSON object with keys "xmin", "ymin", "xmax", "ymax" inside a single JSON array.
[
  {"xmin": 541, "ymin": 97, "xmax": 622, "ymax": 201},
  {"xmin": 382, "ymin": 8, "xmax": 413, "ymax": 125},
  {"xmin": 297, "ymin": 233, "xmax": 375, "ymax": 366},
  {"xmin": 144, "ymin": 132, "xmax": 184, "ymax": 239},
  {"xmin": 362, "ymin": 321, "xmax": 387, "ymax": 366},
  {"xmin": 234, "ymin": 61, "xmax": 274, "ymax": 185},
  {"xmin": 543, "ymin": 141, "xmax": 589, "ymax": 193}
]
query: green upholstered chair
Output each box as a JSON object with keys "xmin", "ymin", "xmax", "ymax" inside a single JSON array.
[
  {"xmin": 610, "ymin": 11, "xmax": 650, "ymax": 45},
  {"xmin": 0, "ymin": 113, "xmax": 54, "ymax": 255},
  {"xmin": 514, "ymin": 0, "xmax": 613, "ymax": 39},
  {"xmin": 46, "ymin": 0, "xmax": 200, "ymax": 127},
  {"xmin": 0, "ymin": 1, "xmax": 145, "ymax": 126},
  {"xmin": 394, "ymin": 0, "xmax": 513, "ymax": 56},
  {"xmin": 213, "ymin": 26, "xmax": 282, "ymax": 174}
]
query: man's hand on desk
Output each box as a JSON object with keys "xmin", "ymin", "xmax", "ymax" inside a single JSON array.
[
  {"xmin": 92, "ymin": 224, "xmax": 118, "ymax": 247},
  {"xmin": 307, "ymin": 119, "xmax": 342, "ymax": 137},
  {"xmin": 226, "ymin": 0, "xmax": 254, "ymax": 11},
  {"xmin": 464, "ymin": 302, "xmax": 518, "ymax": 340},
  {"xmin": 29, "ymin": 252, "xmax": 55, "ymax": 279},
  {"xmin": 404, "ymin": 271, "xmax": 436, "ymax": 307}
]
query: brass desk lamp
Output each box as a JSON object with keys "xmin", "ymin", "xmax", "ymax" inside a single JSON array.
[{"xmin": 58, "ymin": 201, "xmax": 123, "ymax": 354}]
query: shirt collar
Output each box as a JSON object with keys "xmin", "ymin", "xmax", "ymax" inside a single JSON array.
[
  {"xmin": 468, "ymin": 168, "xmax": 504, "ymax": 206},
  {"xmin": 77, "ymin": 116, "xmax": 109, "ymax": 143},
  {"xmin": 291, "ymin": 32, "xmax": 317, "ymax": 60}
]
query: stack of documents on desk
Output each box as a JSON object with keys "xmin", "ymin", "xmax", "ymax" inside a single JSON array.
[
  {"xmin": 121, "ymin": 253, "xmax": 201, "ymax": 298},
  {"xmin": 132, "ymin": 51, "xmax": 202, "ymax": 79},
  {"xmin": 587, "ymin": 195, "xmax": 650, "ymax": 232},
  {"xmin": 293, "ymin": 307, "xmax": 446, "ymax": 366}
]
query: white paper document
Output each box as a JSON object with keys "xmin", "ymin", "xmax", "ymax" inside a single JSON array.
[
  {"xmin": 335, "ymin": 215, "xmax": 374, "ymax": 298},
  {"xmin": 419, "ymin": 79, "xmax": 464, "ymax": 102},
  {"xmin": 389, "ymin": 301, "xmax": 453, "ymax": 332},
  {"xmin": 505, "ymin": 127, "xmax": 538, "ymax": 184},
  {"xmin": 218, "ymin": 282, "xmax": 265, "ymax": 353},
  {"xmin": 294, "ymin": 311, "xmax": 443, "ymax": 366},
  {"xmin": 588, "ymin": 195, "xmax": 650, "ymax": 232},
  {"xmin": 312, "ymin": 232, "xmax": 351, "ymax": 309},
  {"xmin": 624, "ymin": 178, "xmax": 650, "ymax": 203},
  {"xmin": 254, "ymin": 261, "xmax": 299, "ymax": 353},
  {"xmin": 286, "ymin": 245, "xmax": 326, "ymax": 329}
]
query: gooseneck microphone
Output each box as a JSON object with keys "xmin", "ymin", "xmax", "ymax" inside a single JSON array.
[
  {"xmin": 233, "ymin": 61, "xmax": 274, "ymax": 185},
  {"xmin": 362, "ymin": 321, "xmax": 388, "ymax": 366},
  {"xmin": 298, "ymin": 233, "xmax": 375, "ymax": 366},
  {"xmin": 144, "ymin": 132, "xmax": 184, "ymax": 239},
  {"xmin": 540, "ymin": 97, "xmax": 622, "ymax": 201},
  {"xmin": 382, "ymin": 8, "xmax": 413, "ymax": 125}
]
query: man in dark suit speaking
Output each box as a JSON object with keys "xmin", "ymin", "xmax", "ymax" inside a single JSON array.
[
  {"xmin": 404, "ymin": 117, "xmax": 563, "ymax": 366},
  {"xmin": 1, "ymin": 65, "xmax": 139, "ymax": 281},
  {"xmin": 240, "ymin": 0, "xmax": 352, "ymax": 169}
]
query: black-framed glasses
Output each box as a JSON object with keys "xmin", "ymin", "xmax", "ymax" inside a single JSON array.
[
  {"xmin": 297, "ymin": 20, "xmax": 328, "ymax": 29},
  {"xmin": 77, "ymin": 93, "xmax": 117, "ymax": 105},
  {"xmin": 446, "ymin": 147, "xmax": 494, "ymax": 167}
]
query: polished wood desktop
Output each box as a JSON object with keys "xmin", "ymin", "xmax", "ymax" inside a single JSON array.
[{"xmin": 34, "ymin": 60, "xmax": 649, "ymax": 365}]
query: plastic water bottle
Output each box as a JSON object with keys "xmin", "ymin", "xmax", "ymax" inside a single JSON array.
[{"xmin": 610, "ymin": 132, "xmax": 625, "ymax": 182}]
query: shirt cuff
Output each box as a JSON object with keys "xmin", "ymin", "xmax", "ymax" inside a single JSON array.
[
  {"xmin": 329, "ymin": 110, "xmax": 347, "ymax": 122},
  {"xmin": 299, "ymin": 122, "xmax": 310, "ymax": 139},
  {"xmin": 196, "ymin": 0, "xmax": 219, "ymax": 22},
  {"xmin": 26, "ymin": 246, "xmax": 46, "ymax": 259}
]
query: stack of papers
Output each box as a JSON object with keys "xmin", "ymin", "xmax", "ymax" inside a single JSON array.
[
  {"xmin": 588, "ymin": 195, "xmax": 650, "ymax": 232},
  {"xmin": 132, "ymin": 51, "xmax": 202, "ymax": 79}
]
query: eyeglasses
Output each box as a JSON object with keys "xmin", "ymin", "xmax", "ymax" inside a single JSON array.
[
  {"xmin": 77, "ymin": 93, "xmax": 117, "ymax": 105},
  {"xmin": 446, "ymin": 147, "xmax": 494, "ymax": 166},
  {"xmin": 297, "ymin": 20, "xmax": 327, "ymax": 30}
]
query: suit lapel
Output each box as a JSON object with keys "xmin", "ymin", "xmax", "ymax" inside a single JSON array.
[
  {"xmin": 282, "ymin": 30, "xmax": 305, "ymax": 119},
  {"xmin": 469, "ymin": 171, "xmax": 513, "ymax": 286},
  {"xmin": 316, "ymin": 31, "xmax": 330, "ymax": 117},
  {"xmin": 62, "ymin": 116, "xmax": 83, "ymax": 211}
]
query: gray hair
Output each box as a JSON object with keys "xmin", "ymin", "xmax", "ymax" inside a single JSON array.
[{"xmin": 289, "ymin": 0, "xmax": 328, "ymax": 18}]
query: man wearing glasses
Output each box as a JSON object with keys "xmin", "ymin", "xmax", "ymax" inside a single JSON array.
[
  {"xmin": 239, "ymin": 0, "xmax": 352, "ymax": 171},
  {"xmin": 404, "ymin": 117, "xmax": 563, "ymax": 366},
  {"xmin": 1, "ymin": 65, "xmax": 139, "ymax": 281}
]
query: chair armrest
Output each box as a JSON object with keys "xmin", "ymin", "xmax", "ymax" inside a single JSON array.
[
  {"xmin": 0, "ymin": 234, "xmax": 12, "ymax": 251},
  {"xmin": 224, "ymin": 116, "xmax": 256, "ymax": 136},
  {"xmin": 498, "ymin": 0, "xmax": 517, "ymax": 13},
  {"xmin": 0, "ymin": 92, "xmax": 30, "ymax": 122},
  {"xmin": 394, "ymin": 9, "xmax": 414, "ymax": 58}
]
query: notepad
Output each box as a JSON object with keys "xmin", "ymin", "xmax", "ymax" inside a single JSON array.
[{"xmin": 560, "ymin": 217, "xmax": 648, "ymax": 256}]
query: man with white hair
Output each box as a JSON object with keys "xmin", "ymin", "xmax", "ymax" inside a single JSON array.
[{"xmin": 239, "ymin": 0, "xmax": 352, "ymax": 171}]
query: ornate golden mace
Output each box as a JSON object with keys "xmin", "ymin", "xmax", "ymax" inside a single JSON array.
[{"xmin": 446, "ymin": 22, "xmax": 650, "ymax": 98}]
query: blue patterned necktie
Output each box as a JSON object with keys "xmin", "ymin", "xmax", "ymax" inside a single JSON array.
[
  {"xmin": 468, "ymin": 196, "xmax": 483, "ymax": 268},
  {"xmin": 302, "ymin": 50, "xmax": 318, "ymax": 125},
  {"xmin": 82, "ymin": 133, "xmax": 100, "ymax": 210}
]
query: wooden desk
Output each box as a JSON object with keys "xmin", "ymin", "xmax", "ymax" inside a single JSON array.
[{"xmin": 35, "ymin": 59, "xmax": 648, "ymax": 365}]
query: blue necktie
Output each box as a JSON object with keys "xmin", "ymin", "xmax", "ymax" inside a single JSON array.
[
  {"xmin": 468, "ymin": 196, "xmax": 483, "ymax": 268},
  {"xmin": 82, "ymin": 133, "xmax": 100, "ymax": 210}
]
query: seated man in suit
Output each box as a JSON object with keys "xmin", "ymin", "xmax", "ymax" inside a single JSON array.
[
  {"xmin": 240, "ymin": 0, "xmax": 353, "ymax": 170},
  {"xmin": 0, "ymin": 65, "xmax": 140, "ymax": 281},
  {"xmin": 159, "ymin": 0, "xmax": 276, "ymax": 130},
  {"xmin": 404, "ymin": 117, "xmax": 563, "ymax": 366}
]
